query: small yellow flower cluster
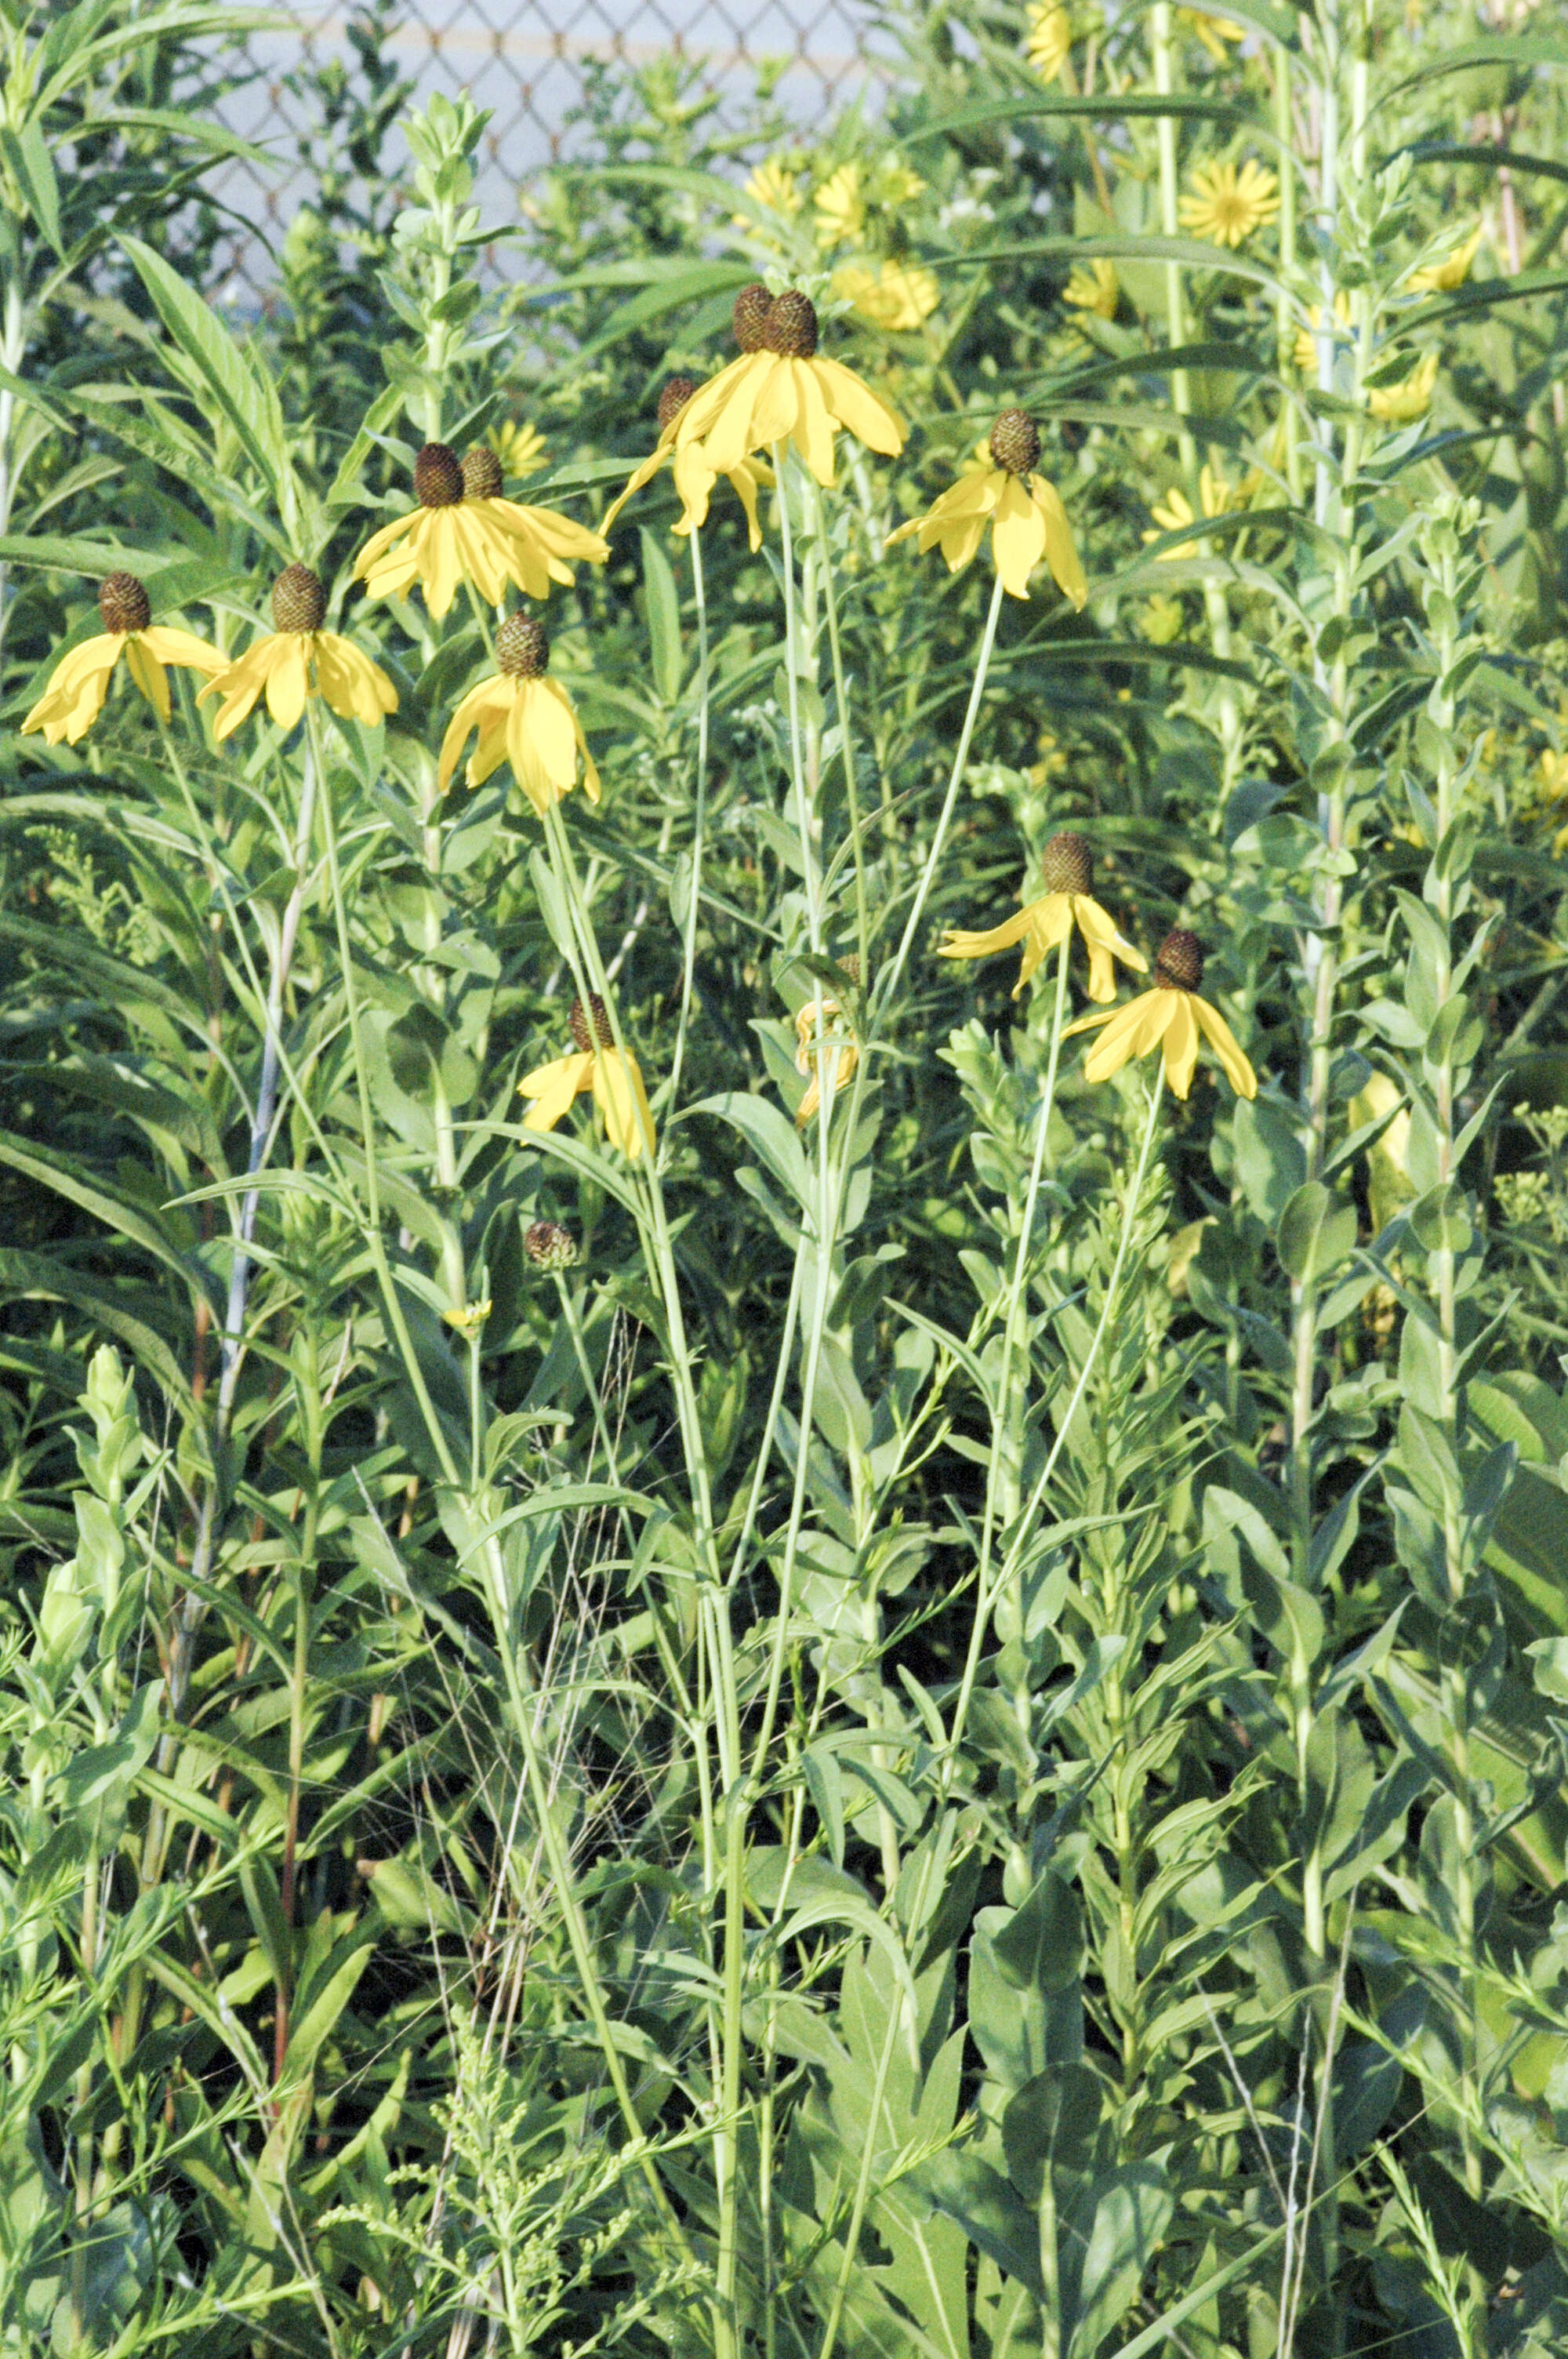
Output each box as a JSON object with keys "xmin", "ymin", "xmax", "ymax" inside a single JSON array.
[{"xmin": 735, "ymin": 155, "xmax": 938, "ymax": 333}]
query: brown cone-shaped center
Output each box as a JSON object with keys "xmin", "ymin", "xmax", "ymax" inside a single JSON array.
[
  {"xmin": 414, "ymin": 442, "xmax": 464, "ymax": 507},
  {"xmin": 524, "ymin": 1218, "xmax": 579, "ymax": 1270},
  {"xmin": 496, "ymin": 614, "xmax": 549, "ymax": 678},
  {"xmin": 272, "ymin": 564, "xmax": 326, "ymax": 634},
  {"xmin": 1155, "ymin": 928, "xmax": 1204, "ymax": 991},
  {"xmin": 989, "ymin": 408, "xmax": 1041, "ymax": 476},
  {"xmin": 99, "ymin": 572, "xmax": 150, "ymax": 635},
  {"xmin": 765, "ymin": 290, "xmax": 818, "ymax": 358},
  {"xmin": 462, "ymin": 445, "xmax": 504, "ymax": 500},
  {"xmin": 659, "ymin": 375, "xmax": 698, "ymax": 431},
  {"xmin": 1041, "ymin": 830, "xmax": 1092, "ymax": 896},
  {"xmin": 568, "ymin": 993, "xmax": 613, "ymax": 1052},
  {"xmin": 733, "ymin": 282, "xmax": 772, "ymax": 353}
]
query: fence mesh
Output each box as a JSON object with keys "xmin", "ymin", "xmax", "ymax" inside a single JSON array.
[{"xmin": 209, "ymin": 0, "xmax": 895, "ymax": 304}]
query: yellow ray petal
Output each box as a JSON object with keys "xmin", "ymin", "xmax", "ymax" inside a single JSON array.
[
  {"xmin": 263, "ymin": 635, "xmax": 310, "ymax": 730},
  {"xmin": 990, "ymin": 474, "xmax": 1048, "ymax": 599},
  {"xmin": 1031, "ymin": 476, "xmax": 1087, "ymax": 607},
  {"xmin": 353, "ymin": 513, "xmax": 415, "ymax": 579},
  {"xmin": 938, "ymin": 907, "xmax": 1037, "ymax": 959},
  {"xmin": 204, "ymin": 642, "xmax": 278, "ymax": 743},
  {"xmin": 1011, "ymin": 897, "xmax": 1075, "ymax": 994},
  {"xmin": 1193, "ymin": 994, "xmax": 1258, "ymax": 1098},
  {"xmin": 422, "ymin": 511, "xmax": 462, "ymax": 620},
  {"xmin": 593, "ymin": 1047, "xmax": 657, "ymax": 1159},
  {"xmin": 747, "ymin": 355, "xmax": 799, "ymax": 453},
  {"xmin": 519, "ymin": 1051, "xmax": 596, "ymax": 1132},
  {"xmin": 1081, "ymin": 988, "xmax": 1175, "ymax": 1083},
  {"xmin": 936, "ymin": 511, "xmax": 989, "ymax": 573},
  {"xmin": 139, "ymin": 626, "xmax": 224, "ymax": 674},
  {"xmin": 1162, "ymin": 992, "xmax": 1200, "ymax": 1100},
  {"xmin": 1073, "ymin": 893, "xmax": 1146, "ymax": 1001},
  {"xmin": 676, "ymin": 353, "xmax": 764, "ymax": 445},
  {"xmin": 314, "ymin": 632, "xmax": 397, "ymax": 725},
  {"xmin": 122, "ymin": 633, "xmax": 171, "ymax": 721},
  {"xmin": 602, "ymin": 446, "xmax": 670, "ymax": 534},
  {"xmin": 811, "ymin": 357, "xmax": 906, "ymax": 454},
  {"xmin": 438, "ymin": 676, "xmax": 511, "ymax": 791},
  {"xmin": 790, "ymin": 358, "xmax": 838, "ymax": 485}
]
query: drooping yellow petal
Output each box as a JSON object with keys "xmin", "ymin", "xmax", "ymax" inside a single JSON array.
[
  {"xmin": 676, "ymin": 352, "xmax": 768, "ymax": 447},
  {"xmin": 422, "ymin": 511, "xmax": 462, "ymax": 620},
  {"xmin": 1162, "ymin": 993, "xmax": 1201, "ymax": 1100},
  {"xmin": 263, "ymin": 635, "xmax": 310, "ymax": 731},
  {"xmin": 670, "ymin": 442, "xmax": 719, "ymax": 534},
  {"xmin": 514, "ymin": 677, "xmax": 580, "ymax": 806},
  {"xmin": 313, "ymin": 631, "xmax": 397, "ymax": 725},
  {"xmin": 789, "ymin": 358, "xmax": 838, "ymax": 486},
  {"xmin": 202, "ymin": 640, "xmax": 283, "ymax": 743},
  {"xmin": 603, "ymin": 445, "xmax": 671, "ymax": 535},
  {"xmin": 1072, "ymin": 894, "xmax": 1147, "ymax": 1002},
  {"xmin": 991, "ymin": 474, "xmax": 1048, "ymax": 599},
  {"xmin": 438, "ymin": 675, "xmax": 513, "ymax": 792},
  {"xmin": 1080, "ymin": 988, "xmax": 1177, "ymax": 1084},
  {"xmin": 747, "ymin": 355, "xmax": 799, "ymax": 454},
  {"xmin": 811, "ymin": 357, "xmax": 906, "ymax": 454},
  {"xmin": 1011, "ymin": 896, "xmax": 1075, "ymax": 994},
  {"xmin": 122, "ymin": 633, "xmax": 171, "ymax": 721},
  {"xmin": 1192, "ymin": 994, "xmax": 1258, "ymax": 1098},
  {"xmin": 593, "ymin": 1047, "xmax": 657, "ymax": 1159},
  {"xmin": 724, "ymin": 463, "xmax": 765, "ymax": 553},
  {"xmin": 22, "ymin": 637, "xmax": 123, "ymax": 744},
  {"xmin": 492, "ymin": 501, "xmax": 610, "ymax": 570},
  {"xmin": 139, "ymin": 625, "xmax": 224, "ymax": 674},
  {"xmin": 455, "ymin": 503, "xmax": 511, "ymax": 604},
  {"xmin": 1031, "ymin": 476, "xmax": 1087, "ymax": 607},
  {"xmin": 938, "ymin": 907, "xmax": 1038, "ymax": 960},
  {"xmin": 519, "ymin": 1051, "xmax": 596, "ymax": 1132}
]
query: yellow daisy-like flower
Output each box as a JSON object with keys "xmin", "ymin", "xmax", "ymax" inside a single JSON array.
[
  {"xmin": 1177, "ymin": 8, "xmax": 1246, "ymax": 62},
  {"xmin": 938, "ymin": 831, "xmax": 1145, "ymax": 1004},
  {"xmin": 886, "ymin": 408, "xmax": 1085, "ymax": 605},
  {"xmin": 21, "ymin": 572, "xmax": 223, "ymax": 745},
  {"xmin": 814, "ymin": 163, "xmax": 864, "ymax": 249},
  {"xmin": 1025, "ymin": 1, "xmax": 1072, "ymax": 82},
  {"xmin": 738, "ymin": 159, "xmax": 803, "ymax": 220},
  {"xmin": 794, "ymin": 980, "xmax": 860, "ymax": 1125},
  {"xmin": 1178, "ymin": 158, "xmax": 1279, "ymax": 248},
  {"xmin": 1367, "ymin": 350, "xmax": 1438, "ymax": 422},
  {"xmin": 1063, "ymin": 258, "xmax": 1119, "ymax": 319},
  {"xmin": 1294, "ymin": 292, "xmax": 1353, "ymax": 374},
  {"xmin": 834, "ymin": 259, "xmax": 940, "ymax": 333},
  {"xmin": 197, "ymin": 565, "xmax": 397, "ymax": 743},
  {"xmin": 1142, "ymin": 463, "xmax": 1243, "ymax": 554},
  {"xmin": 519, "ymin": 993, "xmax": 655, "ymax": 1161},
  {"xmin": 1408, "ymin": 222, "xmax": 1483, "ymax": 295},
  {"xmin": 670, "ymin": 285, "xmax": 905, "ymax": 489},
  {"xmin": 1065, "ymin": 928, "xmax": 1257, "ymax": 1100},
  {"xmin": 1538, "ymin": 746, "xmax": 1568, "ymax": 803},
  {"xmin": 877, "ymin": 162, "xmax": 927, "ymax": 209},
  {"xmin": 489, "ymin": 418, "xmax": 547, "ymax": 477},
  {"xmin": 601, "ymin": 376, "xmax": 771, "ymax": 551},
  {"xmin": 353, "ymin": 441, "xmax": 608, "ymax": 620},
  {"xmin": 437, "ymin": 614, "xmax": 599, "ymax": 815}
]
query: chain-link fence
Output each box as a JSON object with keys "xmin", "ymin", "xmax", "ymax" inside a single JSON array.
[{"xmin": 209, "ymin": 0, "xmax": 896, "ymax": 304}]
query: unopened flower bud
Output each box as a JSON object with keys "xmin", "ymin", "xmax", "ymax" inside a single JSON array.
[{"xmin": 524, "ymin": 1219, "xmax": 579, "ymax": 1270}]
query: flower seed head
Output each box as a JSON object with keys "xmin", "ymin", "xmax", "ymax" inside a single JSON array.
[
  {"xmin": 496, "ymin": 614, "xmax": 549, "ymax": 678},
  {"xmin": 99, "ymin": 572, "xmax": 150, "ymax": 635},
  {"xmin": 733, "ymin": 282, "xmax": 772, "ymax": 352},
  {"xmin": 764, "ymin": 290, "xmax": 819, "ymax": 358},
  {"xmin": 1041, "ymin": 830, "xmax": 1092, "ymax": 896},
  {"xmin": 524, "ymin": 1218, "xmax": 579, "ymax": 1270},
  {"xmin": 568, "ymin": 993, "xmax": 613, "ymax": 1053},
  {"xmin": 989, "ymin": 408, "xmax": 1041, "ymax": 476},
  {"xmin": 658, "ymin": 375, "xmax": 698, "ymax": 431},
  {"xmin": 1155, "ymin": 928, "xmax": 1204, "ymax": 991},
  {"xmin": 272, "ymin": 564, "xmax": 326, "ymax": 634},
  {"xmin": 414, "ymin": 442, "xmax": 464, "ymax": 507},
  {"xmin": 461, "ymin": 445, "xmax": 504, "ymax": 500}
]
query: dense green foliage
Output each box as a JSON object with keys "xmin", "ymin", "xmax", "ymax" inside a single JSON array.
[{"xmin": 5, "ymin": 0, "xmax": 1568, "ymax": 2352}]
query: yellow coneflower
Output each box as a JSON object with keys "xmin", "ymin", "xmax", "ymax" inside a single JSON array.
[
  {"xmin": 1408, "ymin": 222, "xmax": 1483, "ymax": 294},
  {"xmin": 813, "ymin": 163, "xmax": 863, "ymax": 249},
  {"xmin": 437, "ymin": 614, "xmax": 599, "ymax": 815},
  {"xmin": 518, "ymin": 993, "xmax": 655, "ymax": 1160},
  {"xmin": 353, "ymin": 441, "xmax": 608, "ymax": 619},
  {"xmin": 1367, "ymin": 351, "xmax": 1438, "ymax": 422},
  {"xmin": 1063, "ymin": 258, "xmax": 1119, "ymax": 319},
  {"xmin": 1025, "ymin": 1, "xmax": 1072, "ymax": 82},
  {"xmin": 1177, "ymin": 8, "xmax": 1246, "ymax": 62},
  {"xmin": 1142, "ymin": 463, "xmax": 1243, "ymax": 554},
  {"xmin": 1294, "ymin": 292, "xmax": 1353, "ymax": 374},
  {"xmin": 738, "ymin": 159, "xmax": 803, "ymax": 220},
  {"xmin": 887, "ymin": 409, "xmax": 1085, "ymax": 605},
  {"xmin": 794, "ymin": 976, "xmax": 860, "ymax": 1125},
  {"xmin": 939, "ymin": 831, "xmax": 1145, "ymax": 1003},
  {"xmin": 22, "ymin": 574, "xmax": 223, "ymax": 745},
  {"xmin": 833, "ymin": 260, "xmax": 940, "ymax": 333},
  {"xmin": 488, "ymin": 418, "xmax": 547, "ymax": 477},
  {"xmin": 198, "ymin": 565, "xmax": 397, "ymax": 741},
  {"xmin": 1065, "ymin": 928, "xmax": 1257, "ymax": 1099},
  {"xmin": 601, "ymin": 376, "xmax": 771, "ymax": 552},
  {"xmin": 670, "ymin": 286, "xmax": 905, "ymax": 487},
  {"xmin": 1178, "ymin": 158, "xmax": 1279, "ymax": 247}
]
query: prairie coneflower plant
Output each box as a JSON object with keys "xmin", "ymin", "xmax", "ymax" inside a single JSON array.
[
  {"xmin": 198, "ymin": 565, "xmax": 397, "ymax": 740},
  {"xmin": 939, "ymin": 831, "xmax": 1147, "ymax": 1001},
  {"xmin": 887, "ymin": 409, "xmax": 1087, "ymax": 605},
  {"xmin": 437, "ymin": 614, "xmax": 600, "ymax": 811},
  {"xmin": 1067, "ymin": 928, "xmax": 1258, "ymax": 1098},
  {"xmin": 353, "ymin": 439, "xmax": 609, "ymax": 616},
  {"xmin": 23, "ymin": 574, "xmax": 222, "ymax": 743},
  {"xmin": 670, "ymin": 286, "xmax": 905, "ymax": 484},
  {"xmin": 518, "ymin": 993, "xmax": 656, "ymax": 1159},
  {"xmin": 602, "ymin": 373, "xmax": 770, "ymax": 550}
]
